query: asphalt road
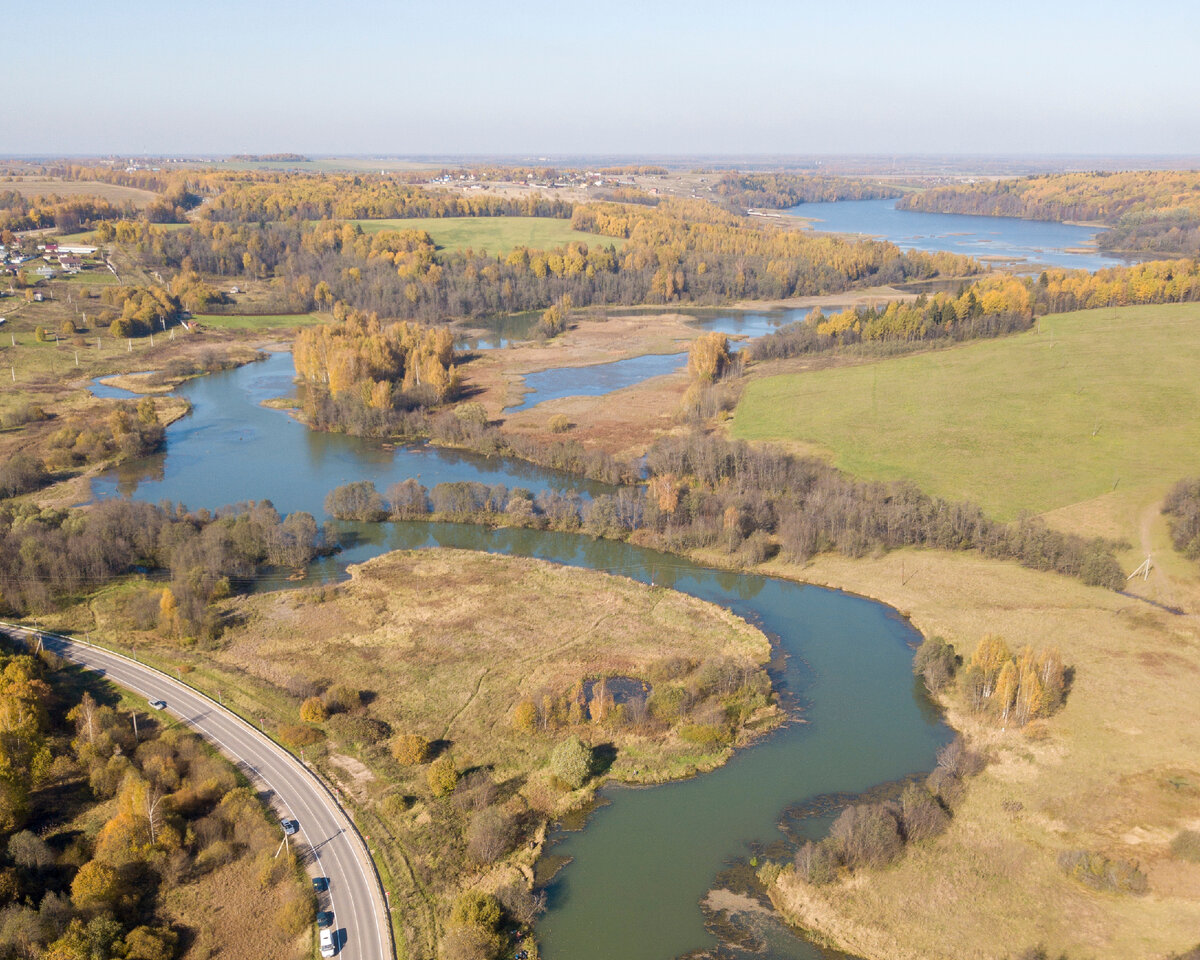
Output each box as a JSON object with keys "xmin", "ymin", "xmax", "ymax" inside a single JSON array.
[{"xmin": 0, "ymin": 622, "xmax": 391, "ymax": 960}]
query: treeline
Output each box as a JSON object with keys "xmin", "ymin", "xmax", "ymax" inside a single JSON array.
[
  {"xmin": 751, "ymin": 260, "xmax": 1200, "ymax": 362},
  {"xmin": 0, "ymin": 639, "xmax": 313, "ymax": 959},
  {"xmin": 789, "ymin": 738, "xmax": 983, "ymax": 886},
  {"xmin": 198, "ymin": 175, "xmax": 574, "ymax": 222},
  {"xmin": 1164, "ymin": 477, "xmax": 1200, "ymax": 560},
  {"xmin": 322, "ymin": 430, "xmax": 1126, "ymax": 590},
  {"xmin": 510, "ymin": 656, "xmax": 771, "ymax": 747},
  {"xmin": 118, "ymin": 196, "xmax": 977, "ymax": 322},
  {"xmin": 0, "ymin": 191, "xmax": 135, "ymax": 233},
  {"xmin": 914, "ymin": 634, "xmax": 1067, "ymax": 727},
  {"xmin": 293, "ymin": 313, "xmax": 460, "ymax": 411},
  {"xmin": 898, "ymin": 171, "xmax": 1200, "ymax": 255},
  {"xmin": 0, "ymin": 498, "xmax": 331, "ymax": 638},
  {"xmin": 712, "ymin": 173, "xmax": 902, "ymax": 211}
]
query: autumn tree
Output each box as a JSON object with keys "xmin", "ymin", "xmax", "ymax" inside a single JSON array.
[
  {"xmin": 300, "ymin": 697, "xmax": 327, "ymax": 723},
  {"xmin": 390, "ymin": 734, "xmax": 431, "ymax": 765}
]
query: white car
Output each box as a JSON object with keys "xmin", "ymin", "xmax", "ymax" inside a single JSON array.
[
  {"xmin": 149, "ymin": 700, "xmax": 167, "ymax": 710},
  {"xmin": 319, "ymin": 928, "xmax": 336, "ymax": 957},
  {"xmin": 282, "ymin": 819, "xmax": 298, "ymax": 836}
]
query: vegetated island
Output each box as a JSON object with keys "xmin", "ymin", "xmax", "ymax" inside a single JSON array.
[{"xmin": 72, "ymin": 547, "xmax": 779, "ymax": 960}]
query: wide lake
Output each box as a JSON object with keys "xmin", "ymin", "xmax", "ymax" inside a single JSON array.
[
  {"xmin": 93, "ymin": 354, "xmax": 950, "ymax": 960},
  {"xmin": 791, "ymin": 197, "xmax": 1131, "ymax": 272}
]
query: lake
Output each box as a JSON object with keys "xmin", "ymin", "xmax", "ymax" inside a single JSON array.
[
  {"xmin": 92, "ymin": 355, "xmax": 950, "ymax": 960},
  {"xmin": 791, "ymin": 197, "xmax": 1130, "ymax": 271}
]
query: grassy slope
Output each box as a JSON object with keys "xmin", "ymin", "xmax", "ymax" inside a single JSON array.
[
  {"xmin": 3, "ymin": 178, "xmax": 160, "ymax": 207},
  {"xmin": 193, "ymin": 312, "xmax": 324, "ymax": 330},
  {"xmin": 350, "ymin": 215, "xmax": 621, "ymax": 254},
  {"xmin": 732, "ymin": 304, "xmax": 1200, "ymax": 523},
  {"xmin": 762, "ymin": 548, "xmax": 1200, "ymax": 960}
]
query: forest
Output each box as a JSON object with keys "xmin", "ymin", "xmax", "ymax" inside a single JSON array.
[
  {"xmin": 898, "ymin": 171, "xmax": 1200, "ymax": 255},
  {"xmin": 711, "ymin": 173, "xmax": 902, "ymax": 211},
  {"xmin": 293, "ymin": 313, "xmax": 460, "ymax": 411},
  {"xmin": 0, "ymin": 637, "xmax": 313, "ymax": 960},
  {"xmin": 322, "ymin": 430, "xmax": 1126, "ymax": 591},
  {"xmin": 751, "ymin": 258, "xmax": 1200, "ymax": 361},
  {"xmin": 122, "ymin": 198, "xmax": 976, "ymax": 322},
  {"xmin": 0, "ymin": 498, "xmax": 331, "ymax": 639}
]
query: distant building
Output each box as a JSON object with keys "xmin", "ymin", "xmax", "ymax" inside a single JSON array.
[
  {"xmin": 59, "ymin": 256, "xmax": 82, "ymax": 273},
  {"xmin": 58, "ymin": 245, "xmax": 98, "ymax": 256}
]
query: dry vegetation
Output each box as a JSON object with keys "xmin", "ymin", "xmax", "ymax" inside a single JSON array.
[
  {"xmin": 1, "ymin": 177, "xmax": 160, "ymax": 207},
  {"xmin": 55, "ymin": 548, "xmax": 776, "ymax": 960},
  {"xmin": 761, "ymin": 548, "xmax": 1200, "ymax": 960}
]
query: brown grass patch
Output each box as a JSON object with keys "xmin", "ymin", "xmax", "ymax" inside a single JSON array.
[{"xmin": 763, "ymin": 548, "xmax": 1200, "ymax": 959}]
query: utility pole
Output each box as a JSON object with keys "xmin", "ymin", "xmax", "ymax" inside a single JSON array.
[{"xmin": 131, "ymin": 710, "xmax": 138, "ymax": 742}]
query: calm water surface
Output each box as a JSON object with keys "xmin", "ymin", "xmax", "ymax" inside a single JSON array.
[
  {"xmin": 92, "ymin": 358, "xmax": 950, "ymax": 960},
  {"xmin": 793, "ymin": 197, "xmax": 1130, "ymax": 271},
  {"xmin": 507, "ymin": 351, "xmax": 689, "ymax": 412}
]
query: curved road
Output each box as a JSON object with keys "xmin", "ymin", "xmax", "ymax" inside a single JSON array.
[{"xmin": 0, "ymin": 622, "xmax": 391, "ymax": 960}]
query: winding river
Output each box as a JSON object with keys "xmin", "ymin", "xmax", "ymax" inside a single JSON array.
[{"xmin": 93, "ymin": 353, "xmax": 950, "ymax": 960}]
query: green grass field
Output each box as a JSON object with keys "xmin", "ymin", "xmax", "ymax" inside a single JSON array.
[
  {"xmin": 732, "ymin": 303, "xmax": 1200, "ymax": 521},
  {"xmin": 193, "ymin": 312, "xmax": 323, "ymax": 330},
  {"xmin": 350, "ymin": 215, "xmax": 621, "ymax": 254}
]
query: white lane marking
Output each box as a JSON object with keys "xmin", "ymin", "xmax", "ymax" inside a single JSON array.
[{"xmin": 10, "ymin": 627, "xmax": 384, "ymax": 960}]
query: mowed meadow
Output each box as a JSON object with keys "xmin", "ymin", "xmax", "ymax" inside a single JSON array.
[
  {"xmin": 733, "ymin": 303, "xmax": 1200, "ymax": 523},
  {"xmin": 350, "ymin": 215, "xmax": 622, "ymax": 254}
]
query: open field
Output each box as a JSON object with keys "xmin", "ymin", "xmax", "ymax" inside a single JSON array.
[
  {"xmin": 44, "ymin": 548, "xmax": 775, "ymax": 960},
  {"xmin": 1, "ymin": 177, "xmax": 160, "ymax": 207},
  {"xmin": 350, "ymin": 215, "xmax": 621, "ymax": 253},
  {"xmin": 193, "ymin": 312, "xmax": 324, "ymax": 330},
  {"xmin": 753, "ymin": 547, "xmax": 1200, "ymax": 960},
  {"xmin": 732, "ymin": 303, "xmax": 1200, "ymax": 526}
]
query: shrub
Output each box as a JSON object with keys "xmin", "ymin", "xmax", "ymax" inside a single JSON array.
[
  {"xmin": 299, "ymin": 697, "xmax": 327, "ymax": 723},
  {"xmin": 548, "ymin": 414, "xmax": 571, "ymax": 433},
  {"xmin": 451, "ymin": 890, "xmax": 502, "ymax": 931},
  {"xmin": 678, "ymin": 723, "xmax": 729, "ymax": 747},
  {"xmin": 467, "ymin": 808, "xmax": 516, "ymax": 864},
  {"xmin": 913, "ymin": 635, "xmax": 958, "ymax": 693},
  {"xmin": 512, "ymin": 699, "xmax": 538, "ymax": 734},
  {"xmin": 327, "ymin": 713, "xmax": 390, "ymax": 745},
  {"xmin": 793, "ymin": 840, "xmax": 838, "ymax": 885},
  {"xmin": 324, "ymin": 481, "xmax": 387, "ymax": 521},
  {"xmin": 390, "ymin": 733, "xmax": 431, "ymax": 765},
  {"xmin": 1057, "ymin": 849, "xmax": 1148, "ymax": 894},
  {"xmin": 550, "ymin": 736, "xmax": 593, "ymax": 789},
  {"xmin": 277, "ymin": 724, "xmax": 324, "ymax": 748},
  {"xmin": 428, "ymin": 754, "xmax": 458, "ymax": 798},
  {"xmin": 1171, "ymin": 829, "xmax": 1200, "ymax": 862},
  {"xmin": 322, "ymin": 684, "xmax": 362, "ymax": 714},
  {"xmin": 899, "ymin": 783, "xmax": 949, "ymax": 842},
  {"xmin": 276, "ymin": 892, "xmax": 316, "ymax": 938},
  {"xmin": 828, "ymin": 804, "xmax": 904, "ymax": 870}
]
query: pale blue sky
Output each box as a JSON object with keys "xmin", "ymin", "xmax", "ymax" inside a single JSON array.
[{"xmin": 7, "ymin": 0, "xmax": 1199, "ymax": 156}]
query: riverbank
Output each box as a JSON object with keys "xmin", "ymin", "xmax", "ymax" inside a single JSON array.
[
  {"xmin": 754, "ymin": 548, "xmax": 1200, "ymax": 960},
  {"xmin": 35, "ymin": 547, "xmax": 780, "ymax": 960}
]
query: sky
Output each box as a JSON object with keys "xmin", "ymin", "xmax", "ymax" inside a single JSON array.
[{"xmin": 6, "ymin": 0, "xmax": 1200, "ymax": 157}]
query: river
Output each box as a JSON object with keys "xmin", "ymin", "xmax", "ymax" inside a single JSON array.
[
  {"xmin": 790, "ymin": 197, "xmax": 1130, "ymax": 271},
  {"xmin": 92, "ymin": 353, "xmax": 950, "ymax": 960}
]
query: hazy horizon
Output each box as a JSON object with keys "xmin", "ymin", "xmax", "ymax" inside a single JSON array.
[{"xmin": 6, "ymin": 0, "xmax": 1199, "ymax": 156}]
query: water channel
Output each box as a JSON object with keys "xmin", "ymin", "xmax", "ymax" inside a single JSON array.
[{"xmin": 92, "ymin": 354, "xmax": 951, "ymax": 960}]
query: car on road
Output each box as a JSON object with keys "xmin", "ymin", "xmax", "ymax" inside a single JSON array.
[
  {"xmin": 319, "ymin": 928, "xmax": 336, "ymax": 957},
  {"xmin": 149, "ymin": 700, "xmax": 166, "ymax": 710},
  {"xmin": 312, "ymin": 876, "xmax": 328, "ymax": 892},
  {"xmin": 281, "ymin": 819, "xmax": 298, "ymax": 836},
  {"xmin": 316, "ymin": 911, "xmax": 334, "ymax": 929}
]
